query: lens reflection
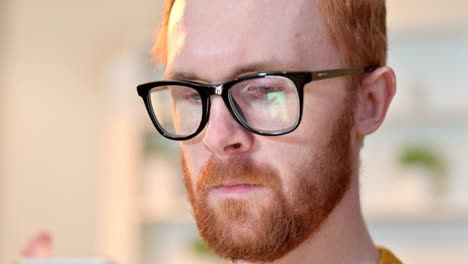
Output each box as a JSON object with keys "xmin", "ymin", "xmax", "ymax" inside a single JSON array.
[{"xmin": 229, "ymin": 76, "xmax": 300, "ymax": 132}]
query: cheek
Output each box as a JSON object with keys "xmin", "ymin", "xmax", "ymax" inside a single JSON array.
[
  {"xmin": 254, "ymin": 140, "xmax": 312, "ymax": 192},
  {"xmin": 180, "ymin": 143, "xmax": 210, "ymax": 184},
  {"xmin": 297, "ymin": 85, "xmax": 347, "ymax": 143}
]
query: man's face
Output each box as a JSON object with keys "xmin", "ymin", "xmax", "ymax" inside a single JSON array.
[{"xmin": 166, "ymin": 0, "xmax": 357, "ymax": 261}]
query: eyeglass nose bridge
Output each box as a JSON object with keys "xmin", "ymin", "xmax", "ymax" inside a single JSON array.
[
  {"xmin": 204, "ymin": 83, "xmax": 248, "ymax": 131},
  {"xmin": 213, "ymin": 84, "xmax": 224, "ymax": 96}
]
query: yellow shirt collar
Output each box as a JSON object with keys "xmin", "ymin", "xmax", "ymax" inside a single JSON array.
[{"xmin": 378, "ymin": 247, "xmax": 403, "ymax": 264}]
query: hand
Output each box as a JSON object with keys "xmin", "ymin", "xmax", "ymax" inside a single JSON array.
[{"xmin": 21, "ymin": 231, "xmax": 53, "ymax": 258}]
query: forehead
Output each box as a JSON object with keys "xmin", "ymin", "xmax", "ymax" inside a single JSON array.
[{"xmin": 167, "ymin": 0, "xmax": 339, "ymax": 82}]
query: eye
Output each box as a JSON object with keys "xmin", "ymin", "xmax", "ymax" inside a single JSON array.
[
  {"xmin": 245, "ymin": 85, "xmax": 286, "ymax": 100},
  {"xmin": 247, "ymin": 86, "xmax": 279, "ymax": 94},
  {"xmin": 188, "ymin": 92, "xmax": 201, "ymax": 101},
  {"xmin": 230, "ymin": 76, "xmax": 296, "ymax": 104},
  {"xmin": 170, "ymin": 86, "xmax": 202, "ymax": 104}
]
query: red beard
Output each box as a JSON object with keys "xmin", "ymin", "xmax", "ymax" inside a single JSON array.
[{"xmin": 183, "ymin": 102, "xmax": 355, "ymax": 262}]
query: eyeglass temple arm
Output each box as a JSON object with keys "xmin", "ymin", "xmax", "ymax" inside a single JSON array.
[{"xmin": 311, "ymin": 66, "xmax": 376, "ymax": 81}]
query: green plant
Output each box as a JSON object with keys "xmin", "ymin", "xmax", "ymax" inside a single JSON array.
[
  {"xmin": 191, "ymin": 237, "xmax": 213, "ymax": 255},
  {"xmin": 399, "ymin": 145, "xmax": 443, "ymax": 170},
  {"xmin": 398, "ymin": 144, "xmax": 447, "ymax": 197}
]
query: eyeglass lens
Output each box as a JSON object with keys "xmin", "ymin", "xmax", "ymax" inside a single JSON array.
[{"xmin": 150, "ymin": 85, "xmax": 203, "ymax": 137}]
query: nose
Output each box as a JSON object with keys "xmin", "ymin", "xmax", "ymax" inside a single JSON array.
[{"xmin": 202, "ymin": 97, "xmax": 254, "ymax": 157}]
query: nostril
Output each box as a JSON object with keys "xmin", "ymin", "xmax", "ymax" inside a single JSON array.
[{"xmin": 224, "ymin": 143, "xmax": 242, "ymax": 152}]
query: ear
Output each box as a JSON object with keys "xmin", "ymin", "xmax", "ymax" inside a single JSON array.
[{"xmin": 355, "ymin": 66, "xmax": 396, "ymax": 137}]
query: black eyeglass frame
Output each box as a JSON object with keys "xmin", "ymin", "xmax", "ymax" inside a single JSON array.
[{"xmin": 137, "ymin": 66, "xmax": 376, "ymax": 141}]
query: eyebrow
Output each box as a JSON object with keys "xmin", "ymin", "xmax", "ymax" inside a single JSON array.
[{"xmin": 166, "ymin": 61, "xmax": 295, "ymax": 83}]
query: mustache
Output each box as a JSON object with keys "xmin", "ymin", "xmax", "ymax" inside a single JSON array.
[{"xmin": 196, "ymin": 157, "xmax": 282, "ymax": 192}]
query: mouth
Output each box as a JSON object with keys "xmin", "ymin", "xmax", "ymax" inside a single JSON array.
[{"xmin": 211, "ymin": 183, "xmax": 264, "ymax": 196}]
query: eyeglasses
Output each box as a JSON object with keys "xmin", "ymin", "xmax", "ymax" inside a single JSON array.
[{"xmin": 137, "ymin": 66, "xmax": 375, "ymax": 141}]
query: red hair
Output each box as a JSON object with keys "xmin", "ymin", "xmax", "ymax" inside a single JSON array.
[
  {"xmin": 318, "ymin": 0, "xmax": 387, "ymax": 67},
  {"xmin": 151, "ymin": 0, "xmax": 387, "ymax": 67}
]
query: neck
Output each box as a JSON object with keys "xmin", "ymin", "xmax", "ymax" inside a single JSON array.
[{"xmin": 236, "ymin": 175, "xmax": 379, "ymax": 264}]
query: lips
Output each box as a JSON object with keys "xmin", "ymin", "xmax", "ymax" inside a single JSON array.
[{"xmin": 211, "ymin": 183, "xmax": 263, "ymax": 195}]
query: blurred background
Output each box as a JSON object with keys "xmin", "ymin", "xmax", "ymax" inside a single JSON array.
[{"xmin": 1, "ymin": 0, "xmax": 467, "ymax": 263}]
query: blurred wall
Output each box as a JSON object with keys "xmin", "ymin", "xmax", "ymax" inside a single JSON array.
[
  {"xmin": 388, "ymin": 0, "xmax": 468, "ymax": 32},
  {"xmin": 1, "ymin": 0, "xmax": 8, "ymax": 259},
  {"xmin": 0, "ymin": 0, "xmax": 163, "ymax": 263}
]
